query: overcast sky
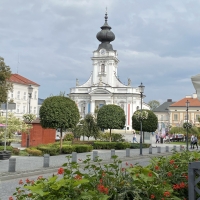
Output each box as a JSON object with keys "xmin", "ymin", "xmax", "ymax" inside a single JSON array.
[{"xmin": 1, "ymin": 0, "xmax": 200, "ymax": 104}]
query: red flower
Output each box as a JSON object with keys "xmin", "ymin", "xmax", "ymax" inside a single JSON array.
[
  {"xmin": 173, "ymin": 184, "xmax": 180, "ymax": 190},
  {"xmin": 97, "ymin": 184, "xmax": 109, "ymax": 194},
  {"xmin": 179, "ymin": 182, "xmax": 186, "ymax": 188},
  {"xmin": 169, "ymin": 160, "xmax": 174, "ymax": 165},
  {"xmin": 74, "ymin": 174, "xmax": 82, "ymax": 180},
  {"xmin": 18, "ymin": 179, "xmax": 23, "ymax": 185},
  {"xmin": 125, "ymin": 162, "xmax": 128, "ymax": 166},
  {"xmin": 163, "ymin": 191, "xmax": 170, "ymax": 197},
  {"xmin": 150, "ymin": 194, "xmax": 155, "ymax": 199},
  {"xmin": 78, "ymin": 158, "xmax": 82, "ymax": 161},
  {"xmin": 174, "ymin": 165, "xmax": 178, "ymax": 169},
  {"xmin": 167, "ymin": 172, "xmax": 172, "ymax": 177},
  {"xmin": 37, "ymin": 176, "xmax": 43, "ymax": 180},
  {"xmin": 26, "ymin": 178, "xmax": 31, "ymax": 183},
  {"xmin": 9, "ymin": 197, "xmax": 14, "ymax": 200},
  {"xmin": 31, "ymin": 180, "xmax": 35, "ymax": 185},
  {"xmin": 155, "ymin": 165, "xmax": 160, "ymax": 170},
  {"xmin": 130, "ymin": 163, "xmax": 134, "ymax": 167},
  {"xmin": 161, "ymin": 198, "xmax": 165, "ymax": 200},
  {"xmin": 148, "ymin": 172, "xmax": 152, "ymax": 177},
  {"xmin": 121, "ymin": 168, "xmax": 125, "ymax": 172},
  {"xmin": 57, "ymin": 167, "xmax": 64, "ymax": 175}
]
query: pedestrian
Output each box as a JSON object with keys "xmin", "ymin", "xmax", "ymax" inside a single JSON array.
[
  {"xmin": 156, "ymin": 133, "xmax": 159, "ymax": 143},
  {"xmin": 190, "ymin": 134, "xmax": 194, "ymax": 149},
  {"xmin": 192, "ymin": 135, "xmax": 198, "ymax": 150},
  {"xmin": 133, "ymin": 131, "xmax": 138, "ymax": 143}
]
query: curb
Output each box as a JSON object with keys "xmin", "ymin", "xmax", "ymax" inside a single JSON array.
[{"xmin": 0, "ymin": 152, "xmax": 174, "ymax": 181}]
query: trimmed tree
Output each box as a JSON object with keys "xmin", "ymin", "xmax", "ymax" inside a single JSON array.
[
  {"xmin": 0, "ymin": 57, "xmax": 12, "ymax": 103},
  {"xmin": 132, "ymin": 109, "xmax": 158, "ymax": 142},
  {"xmin": 39, "ymin": 96, "xmax": 80, "ymax": 151},
  {"xmin": 148, "ymin": 100, "xmax": 160, "ymax": 110},
  {"xmin": 97, "ymin": 104, "xmax": 125, "ymax": 142}
]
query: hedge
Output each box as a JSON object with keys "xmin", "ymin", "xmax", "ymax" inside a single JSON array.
[
  {"xmin": 73, "ymin": 145, "xmax": 93, "ymax": 153},
  {"xmin": 26, "ymin": 148, "xmax": 43, "ymax": 156},
  {"xmin": 93, "ymin": 142, "xmax": 131, "ymax": 150},
  {"xmin": 0, "ymin": 146, "xmax": 13, "ymax": 151},
  {"xmin": 61, "ymin": 145, "xmax": 75, "ymax": 154},
  {"xmin": 130, "ymin": 143, "xmax": 151, "ymax": 149},
  {"xmin": 36, "ymin": 145, "xmax": 60, "ymax": 156}
]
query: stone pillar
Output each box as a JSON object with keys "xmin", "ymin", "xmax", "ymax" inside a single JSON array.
[
  {"xmin": 126, "ymin": 148, "xmax": 130, "ymax": 157},
  {"xmin": 111, "ymin": 149, "xmax": 115, "ymax": 158},
  {"xmin": 72, "ymin": 152, "xmax": 77, "ymax": 163},
  {"xmin": 166, "ymin": 146, "xmax": 169, "ymax": 152},
  {"xmin": 93, "ymin": 150, "xmax": 98, "ymax": 162},
  {"xmin": 149, "ymin": 147, "xmax": 152, "ymax": 154},
  {"xmin": 173, "ymin": 146, "xmax": 177, "ymax": 151},
  {"xmin": 8, "ymin": 158, "xmax": 16, "ymax": 172},
  {"xmin": 157, "ymin": 146, "xmax": 161, "ymax": 153},
  {"xmin": 43, "ymin": 154, "xmax": 50, "ymax": 167}
]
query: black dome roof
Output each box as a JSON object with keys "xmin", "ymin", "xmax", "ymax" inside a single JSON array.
[{"xmin": 96, "ymin": 13, "xmax": 115, "ymax": 51}]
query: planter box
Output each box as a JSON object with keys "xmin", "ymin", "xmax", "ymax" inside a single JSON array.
[{"xmin": 0, "ymin": 151, "xmax": 11, "ymax": 160}]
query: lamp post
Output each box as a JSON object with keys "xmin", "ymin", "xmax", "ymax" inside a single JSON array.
[
  {"xmin": 27, "ymin": 85, "xmax": 33, "ymax": 147},
  {"xmin": 28, "ymin": 85, "xmax": 33, "ymax": 114},
  {"xmin": 186, "ymin": 100, "xmax": 190, "ymax": 151},
  {"xmin": 138, "ymin": 82, "xmax": 145, "ymax": 155}
]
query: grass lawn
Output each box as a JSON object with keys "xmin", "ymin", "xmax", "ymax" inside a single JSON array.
[{"xmin": 168, "ymin": 141, "xmax": 186, "ymax": 145}]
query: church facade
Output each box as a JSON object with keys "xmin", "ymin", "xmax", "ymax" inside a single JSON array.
[{"xmin": 69, "ymin": 13, "xmax": 150, "ymax": 131}]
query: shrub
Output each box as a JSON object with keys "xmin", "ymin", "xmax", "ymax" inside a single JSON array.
[
  {"xmin": 63, "ymin": 133, "xmax": 74, "ymax": 141},
  {"xmin": 97, "ymin": 132, "xmax": 125, "ymax": 142},
  {"xmin": 115, "ymin": 142, "xmax": 131, "ymax": 149},
  {"xmin": 36, "ymin": 145, "xmax": 60, "ymax": 156},
  {"xmin": 0, "ymin": 146, "xmax": 13, "ymax": 151},
  {"xmin": 61, "ymin": 145, "xmax": 75, "ymax": 154},
  {"xmin": 26, "ymin": 148, "xmax": 43, "ymax": 156},
  {"xmin": 130, "ymin": 143, "xmax": 151, "ymax": 149},
  {"xmin": 93, "ymin": 142, "xmax": 116, "ymax": 149},
  {"xmin": 73, "ymin": 145, "xmax": 93, "ymax": 153},
  {"xmin": 12, "ymin": 147, "xmax": 20, "ymax": 155}
]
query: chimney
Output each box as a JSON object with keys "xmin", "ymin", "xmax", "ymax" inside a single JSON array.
[
  {"xmin": 193, "ymin": 93, "xmax": 197, "ymax": 98},
  {"xmin": 167, "ymin": 99, "xmax": 172, "ymax": 102}
]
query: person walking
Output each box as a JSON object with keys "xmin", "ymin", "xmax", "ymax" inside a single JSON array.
[
  {"xmin": 190, "ymin": 134, "xmax": 194, "ymax": 149},
  {"xmin": 192, "ymin": 135, "xmax": 198, "ymax": 150},
  {"xmin": 156, "ymin": 133, "xmax": 159, "ymax": 143},
  {"xmin": 133, "ymin": 131, "xmax": 138, "ymax": 143}
]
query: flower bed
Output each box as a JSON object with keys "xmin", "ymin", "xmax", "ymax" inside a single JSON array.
[{"xmin": 11, "ymin": 151, "xmax": 199, "ymax": 199}]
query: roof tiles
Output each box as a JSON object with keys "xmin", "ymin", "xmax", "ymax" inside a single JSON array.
[
  {"xmin": 9, "ymin": 74, "xmax": 40, "ymax": 86},
  {"xmin": 170, "ymin": 97, "xmax": 200, "ymax": 107}
]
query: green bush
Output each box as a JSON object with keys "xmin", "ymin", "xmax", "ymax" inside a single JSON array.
[
  {"xmin": 26, "ymin": 148, "xmax": 43, "ymax": 156},
  {"xmin": 115, "ymin": 142, "xmax": 131, "ymax": 149},
  {"xmin": 61, "ymin": 145, "xmax": 75, "ymax": 154},
  {"xmin": 73, "ymin": 141, "xmax": 94, "ymax": 145},
  {"xmin": 130, "ymin": 143, "xmax": 151, "ymax": 149},
  {"xmin": 63, "ymin": 133, "xmax": 74, "ymax": 141},
  {"xmin": 73, "ymin": 145, "xmax": 93, "ymax": 153},
  {"xmin": 97, "ymin": 132, "xmax": 125, "ymax": 142},
  {"xmin": 0, "ymin": 146, "xmax": 13, "ymax": 151},
  {"xmin": 12, "ymin": 147, "xmax": 20, "ymax": 155},
  {"xmin": 36, "ymin": 145, "xmax": 60, "ymax": 156}
]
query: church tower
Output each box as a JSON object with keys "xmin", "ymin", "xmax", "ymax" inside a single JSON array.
[{"xmin": 69, "ymin": 13, "xmax": 150, "ymax": 131}]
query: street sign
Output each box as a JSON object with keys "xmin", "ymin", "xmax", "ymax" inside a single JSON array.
[{"xmin": 1, "ymin": 103, "xmax": 16, "ymax": 110}]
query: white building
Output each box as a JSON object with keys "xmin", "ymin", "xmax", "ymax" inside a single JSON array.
[
  {"xmin": 1, "ymin": 74, "xmax": 40, "ymax": 119},
  {"xmin": 69, "ymin": 13, "xmax": 150, "ymax": 131}
]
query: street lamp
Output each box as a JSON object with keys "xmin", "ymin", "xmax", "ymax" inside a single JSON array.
[
  {"xmin": 138, "ymin": 82, "xmax": 145, "ymax": 155},
  {"xmin": 27, "ymin": 85, "xmax": 33, "ymax": 147},
  {"xmin": 186, "ymin": 100, "xmax": 190, "ymax": 151},
  {"xmin": 28, "ymin": 85, "xmax": 33, "ymax": 114}
]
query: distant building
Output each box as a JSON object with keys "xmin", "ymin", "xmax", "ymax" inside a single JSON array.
[
  {"xmin": 1, "ymin": 74, "xmax": 40, "ymax": 119},
  {"xmin": 37, "ymin": 98, "xmax": 44, "ymax": 118},
  {"xmin": 68, "ymin": 13, "xmax": 150, "ymax": 131},
  {"xmin": 153, "ymin": 99, "xmax": 175, "ymax": 132},
  {"xmin": 169, "ymin": 93, "xmax": 200, "ymax": 127}
]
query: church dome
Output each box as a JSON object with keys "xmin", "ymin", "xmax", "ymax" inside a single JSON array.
[{"xmin": 96, "ymin": 13, "xmax": 115, "ymax": 51}]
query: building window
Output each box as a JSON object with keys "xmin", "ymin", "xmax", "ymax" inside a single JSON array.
[
  {"xmin": 101, "ymin": 64, "xmax": 105, "ymax": 73},
  {"xmin": 184, "ymin": 114, "xmax": 189, "ymax": 120},
  {"xmin": 34, "ymin": 91, "xmax": 37, "ymax": 100},
  {"xmin": 120, "ymin": 104, "xmax": 124, "ymax": 110},
  {"xmin": 23, "ymin": 92, "xmax": 26, "ymax": 100},
  {"xmin": 161, "ymin": 115, "xmax": 163, "ymax": 120},
  {"xmin": 17, "ymin": 91, "xmax": 20, "ymax": 99},
  {"xmin": 174, "ymin": 114, "xmax": 178, "ymax": 121},
  {"xmin": 196, "ymin": 115, "xmax": 200, "ymax": 121},
  {"xmin": 17, "ymin": 105, "xmax": 20, "ymax": 113},
  {"xmin": 30, "ymin": 106, "xmax": 32, "ymax": 113},
  {"xmin": 34, "ymin": 107, "xmax": 36, "ymax": 114},
  {"xmin": 23, "ymin": 106, "xmax": 26, "ymax": 113},
  {"xmin": 10, "ymin": 91, "xmax": 14, "ymax": 99}
]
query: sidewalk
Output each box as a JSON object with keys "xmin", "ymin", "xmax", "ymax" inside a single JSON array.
[{"xmin": 0, "ymin": 144, "xmax": 186, "ymax": 181}]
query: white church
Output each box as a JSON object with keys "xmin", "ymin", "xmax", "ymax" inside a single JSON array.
[{"xmin": 69, "ymin": 13, "xmax": 150, "ymax": 131}]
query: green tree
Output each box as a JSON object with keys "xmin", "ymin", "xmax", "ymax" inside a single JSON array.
[
  {"xmin": 148, "ymin": 100, "xmax": 160, "ymax": 110},
  {"xmin": 132, "ymin": 109, "xmax": 158, "ymax": 142},
  {"xmin": 39, "ymin": 96, "xmax": 80, "ymax": 151},
  {"xmin": 84, "ymin": 114, "xmax": 99, "ymax": 140},
  {"xmin": 0, "ymin": 57, "xmax": 12, "ymax": 103},
  {"xmin": 97, "ymin": 105, "xmax": 125, "ymax": 142},
  {"xmin": 0, "ymin": 113, "xmax": 31, "ymax": 148}
]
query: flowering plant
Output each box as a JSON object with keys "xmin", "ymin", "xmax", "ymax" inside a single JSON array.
[
  {"xmin": 11, "ymin": 151, "xmax": 200, "ymax": 199},
  {"xmin": 134, "ymin": 110, "xmax": 148, "ymax": 121},
  {"xmin": 183, "ymin": 122, "xmax": 192, "ymax": 129}
]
